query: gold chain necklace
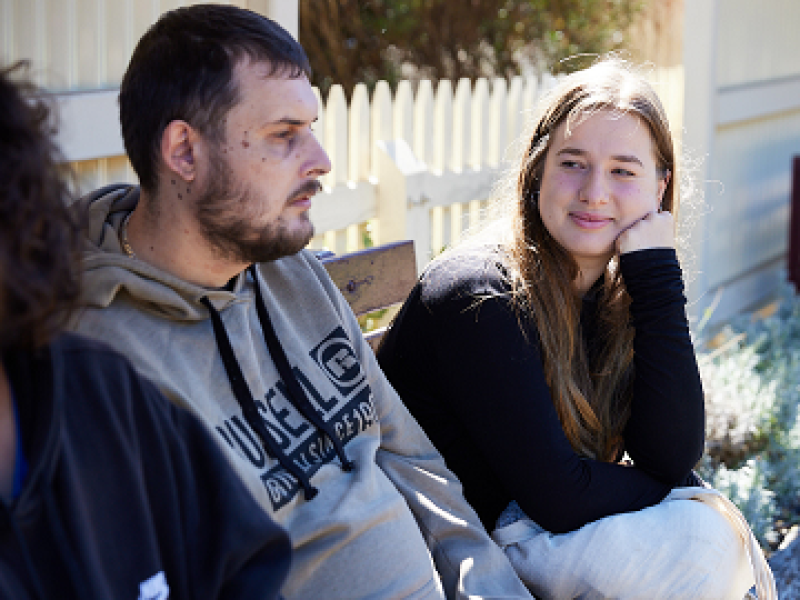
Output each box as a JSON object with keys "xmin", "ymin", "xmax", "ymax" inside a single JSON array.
[{"xmin": 120, "ymin": 212, "xmax": 136, "ymax": 259}]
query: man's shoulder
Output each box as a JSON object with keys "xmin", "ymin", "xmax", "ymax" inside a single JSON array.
[{"xmin": 255, "ymin": 249, "xmax": 340, "ymax": 299}]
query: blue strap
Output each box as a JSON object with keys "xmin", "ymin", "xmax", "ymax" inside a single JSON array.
[{"xmin": 11, "ymin": 389, "xmax": 28, "ymax": 499}]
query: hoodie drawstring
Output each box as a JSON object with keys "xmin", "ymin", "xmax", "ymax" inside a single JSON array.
[
  {"xmin": 200, "ymin": 296, "xmax": 320, "ymax": 500},
  {"xmin": 248, "ymin": 266, "xmax": 355, "ymax": 473}
]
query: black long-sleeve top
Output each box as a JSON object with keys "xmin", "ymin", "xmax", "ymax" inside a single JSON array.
[{"xmin": 377, "ymin": 247, "xmax": 705, "ymax": 534}]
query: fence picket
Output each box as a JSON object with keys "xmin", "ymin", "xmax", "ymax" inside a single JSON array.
[
  {"xmin": 471, "ymin": 77, "xmax": 490, "ymax": 170},
  {"xmin": 452, "ymin": 78, "xmax": 472, "ymax": 172},
  {"xmin": 394, "ymin": 80, "xmax": 414, "ymax": 148},
  {"xmin": 489, "ymin": 77, "xmax": 507, "ymax": 167},
  {"xmin": 371, "ymin": 80, "xmax": 393, "ymax": 179},
  {"xmin": 433, "ymin": 78, "xmax": 453, "ymax": 173},
  {"xmin": 522, "ymin": 76, "xmax": 538, "ymax": 124},
  {"xmin": 507, "ymin": 76, "xmax": 523, "ymax": 160},
  {"xmin": 349, "ymin": 82, "xmax": 370, "ymax": 182},
  {"xmin": 326, "ymin": 84, "xmax": 348, "ymax": 186},
  {"xmin": 414, "ymin": 79, "xmax": 434, "ymax": 166}
]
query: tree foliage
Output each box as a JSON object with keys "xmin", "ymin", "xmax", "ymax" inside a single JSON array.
[{"xmin": 299, "ymin": 0, "xmax": 645, "ymax": 96}]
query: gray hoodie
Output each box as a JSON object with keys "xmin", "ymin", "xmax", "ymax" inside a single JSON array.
[{"xmin": 70, "ymin": 185, "xmax": 533, "ymax": 600}]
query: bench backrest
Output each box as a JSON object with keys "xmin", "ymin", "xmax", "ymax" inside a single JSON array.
[{"xmin": 321, "ymin": 240, "xmax": 417, "ymax": 351}]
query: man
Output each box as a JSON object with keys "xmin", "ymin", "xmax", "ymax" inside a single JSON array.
[
  {"xmin": 0, "ymin": 62, "xmax": 290, "ymax": 599},
  {"xmin": 71, "ymin": 5, "xmax": 532, "ymax": 599}
]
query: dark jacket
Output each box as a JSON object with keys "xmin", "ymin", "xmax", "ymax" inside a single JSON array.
[{"xmin": 0, "ymin": 333, "xmax": 291, "ymax": 599}]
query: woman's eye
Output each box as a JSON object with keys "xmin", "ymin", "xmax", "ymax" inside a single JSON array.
[
  {"xmin": 275, "ymin": 130, "xmax": 295, "ymax": 141},
  {"xmin": 612, "ymin": 167, "xmax": 635, "ymax": 177},
  {"xmin": 561, "ymin": 160, "xmax": 583, "ymax": 169}
]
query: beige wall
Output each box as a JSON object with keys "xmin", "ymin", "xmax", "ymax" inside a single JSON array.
[
  {"xmin": 0, "ymin": 0, "xmax": 297, "ymax": 191},
  {"xmin": 716, "ymin": 0, "xmax": 799, "ymax": 87},
  {"xmin": 682, "ymin": 0, "xmax": 800, "ymax": 327},
  {"xmin": 0, "ymin": 0, "xmax": 295, "ymax": 90}
]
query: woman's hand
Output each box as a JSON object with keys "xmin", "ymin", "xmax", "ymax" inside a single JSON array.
[{"xmin": 616, "ymin": 210, "xmax": 675, "ymax": 255}]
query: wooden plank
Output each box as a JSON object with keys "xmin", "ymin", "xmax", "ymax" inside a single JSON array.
[
  {"xmin": 364, "ymin": 328, "xmax": 387, "ymax": 352},
  {"xmin": 322, "ymin": 240, "xmax": 417, "ymax": 316}
]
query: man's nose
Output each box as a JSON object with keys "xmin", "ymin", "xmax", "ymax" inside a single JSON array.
[{"xmin": 304, "ymin": 133, "xmax": 332, "ymax": 178}]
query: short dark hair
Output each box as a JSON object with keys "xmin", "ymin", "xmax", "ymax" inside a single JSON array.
[
  {"xmin": 0, "ymin": 62, "xmax": 82, "ymax": 352},
  {"xmin": 120, "ymin": 4, "xmax": 311, "ymax": 194}
]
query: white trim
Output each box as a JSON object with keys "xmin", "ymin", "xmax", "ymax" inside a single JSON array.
[
  {"xmin": 717, "ymin": 75, "xmax": 800, "ymax": 127},
  {"xmin": 680, "ymin": 0, "xmax": 718, "ymax": 316},
  {"xmin": 700, "ymin": 257, "xmax": 787, "ymax": 329},
  {"xmin": 54, "ymin": 89, "xmax": 124, "ymax": 162}
]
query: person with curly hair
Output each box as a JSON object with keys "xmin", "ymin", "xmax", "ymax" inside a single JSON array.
[{"xmin": 0, "ymin": 62, "xmax": 291, "ymax": 599}]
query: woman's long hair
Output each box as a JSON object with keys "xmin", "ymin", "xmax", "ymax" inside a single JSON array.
[
  {"xmin": 505, "ymin": 58, "xmax": 676, "ymax": 460},
  {"xmin": 0, "ymin": 62, "xmax": 82, "ymax": 352}
]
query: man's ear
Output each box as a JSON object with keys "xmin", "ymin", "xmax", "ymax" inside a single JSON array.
[{"xmin": 160, "ymin": 120, "xmax": 201, "ymax": 182}]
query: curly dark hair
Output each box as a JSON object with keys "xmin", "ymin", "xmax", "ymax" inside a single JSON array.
[{"xmin": 0, "ymin": 62, "xmax": 82, "ymax": 351}]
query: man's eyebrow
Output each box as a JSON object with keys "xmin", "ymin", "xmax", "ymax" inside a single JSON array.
[
  {"xmin": 265, "ymin": 116, "xmax": 318, "ymax": 127},
  {"xmin": 556, "ymin": 147, "xmax": 643, "ymax": 167}
]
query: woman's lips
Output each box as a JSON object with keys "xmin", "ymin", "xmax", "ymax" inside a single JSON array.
[{"xmin": 570, "ymin": 212, "xmax": 613, "ymax": 229}]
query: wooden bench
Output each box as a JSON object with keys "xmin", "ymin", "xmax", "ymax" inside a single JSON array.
[{"xmin": 319, "ymin": 240, "xmax": 417, "ymax": 351}]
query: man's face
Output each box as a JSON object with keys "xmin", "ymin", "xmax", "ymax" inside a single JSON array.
[{"xmin": 193, "ymin": 60, "xmax": 331, "ymax": 264}]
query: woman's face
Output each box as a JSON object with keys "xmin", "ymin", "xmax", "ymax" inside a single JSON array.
[{"xmin": 537, "ymin": 109, "xmax": 667, "ymax": 279}]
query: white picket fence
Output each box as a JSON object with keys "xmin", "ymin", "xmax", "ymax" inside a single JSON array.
[{"xmin": 308, "ymin": 75, "xmax": 543, "ymax": 270}]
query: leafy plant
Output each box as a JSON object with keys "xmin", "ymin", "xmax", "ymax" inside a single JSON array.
[
  {"xmin": 697, "ymin": 284, "xmax": 800, "ymax": 550},
  {"xmin": 299, "ymin": 0, "xmax": 645, "ymax": 96}
]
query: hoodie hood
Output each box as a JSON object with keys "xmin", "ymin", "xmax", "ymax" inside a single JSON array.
[{"xmin": 74, "ymin": 184, "xmax": 244, "ymax": 321}]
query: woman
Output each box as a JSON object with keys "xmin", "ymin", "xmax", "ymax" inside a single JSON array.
[
  {"xmin": 378, "ymin": 59, "xmax": 771, "ymax": 598},
  {"xmin": 0, "ymin": 63, "xmax": 291, "ymax": 599}
]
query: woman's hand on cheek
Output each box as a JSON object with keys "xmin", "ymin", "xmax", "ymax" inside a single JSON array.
[{"xmin": 616, "ymin": 210, "xmax": 675, "ymax": 255}]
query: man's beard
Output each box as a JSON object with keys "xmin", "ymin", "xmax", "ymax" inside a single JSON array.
[{"xmin": 193, "ymin": 149, "xmax": 317, "ymax": 264}]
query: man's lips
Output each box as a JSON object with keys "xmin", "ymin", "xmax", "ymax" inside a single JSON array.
[
  {"xmin": 569, "ymin": 211, "xmax": 613, "ymax": 229},
  {"xmin": 289, "ymin": 180, "xmax": 323, "ymax": 208},
  {"xmin": 290, "ymin": 194, "xmax": 313, "ymax": 209}
]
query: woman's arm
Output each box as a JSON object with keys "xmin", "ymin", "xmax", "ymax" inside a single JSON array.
[{"xmin": 620, "ymin": 248, "xmax": 705, "ymax": 482}]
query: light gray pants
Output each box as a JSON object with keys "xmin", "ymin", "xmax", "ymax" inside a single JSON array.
[{"xmin": 492, "ymin": 488, "xmax": 774, "ymax": 600}]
